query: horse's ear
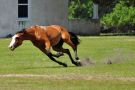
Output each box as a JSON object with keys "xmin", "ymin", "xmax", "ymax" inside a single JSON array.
[
  {"xmin": 23, "ymin": 29, "xmax": 26, "ymax": 34},
  {"xmin": 16, "ymin": 28, "xmax": 26, "ymax": 34}
]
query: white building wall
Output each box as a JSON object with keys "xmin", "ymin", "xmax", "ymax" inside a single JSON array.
[
  {"xmin": 30, "ymin": 0, "xmax": 68, "ymax": 26},
  {"xmin": 0, "ymin": 0, "xmax": 18, "ymax": 37}
]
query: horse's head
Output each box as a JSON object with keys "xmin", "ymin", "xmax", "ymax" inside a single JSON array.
[{"xmin": 8, "ymin": 29, "xmax": 26, "ymax": 51}]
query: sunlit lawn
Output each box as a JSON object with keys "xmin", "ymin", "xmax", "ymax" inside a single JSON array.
[{"xmin": 0, "ymin": 36, "xmax": 135, "ymax": 90}]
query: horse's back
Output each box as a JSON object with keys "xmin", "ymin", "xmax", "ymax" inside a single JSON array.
[
  {"xmin": 40, "ymin": 25, "xmax": 70, "ymax": 39},
  {"xmin": 31, "ymin": 25, "xmax": 70, "ymax": 46},
  {"xmin": 41, "ymin": 25, "xmax": 67, "ymax": 46}
]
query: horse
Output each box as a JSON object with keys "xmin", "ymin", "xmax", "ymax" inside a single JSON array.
[{"xmin": 8, "ymin": 25, "xmax": 81, "ymax": 67}]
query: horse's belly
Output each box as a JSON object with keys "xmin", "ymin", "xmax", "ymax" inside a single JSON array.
[{"xmin": 49, "ymin": 36, "xmax": 61, "ymax": 46}]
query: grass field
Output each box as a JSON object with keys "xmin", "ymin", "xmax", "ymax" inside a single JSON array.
[{"xmin": 0, "ymin": 36, "xmax": 135, "ymax": 90}]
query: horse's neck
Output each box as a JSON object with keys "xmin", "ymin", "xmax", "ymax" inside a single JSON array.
[{"xmin": 23, "ymin": 29, "xmax": 36, "ymax": 41}]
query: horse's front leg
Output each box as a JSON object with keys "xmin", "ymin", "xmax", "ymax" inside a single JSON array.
[
  {"xmin": 46, "ymin": 53, "xmax": 67, "ymax": 67},
  {"xmin": 32, "ymin": 41, "xmax": 67, "ymax": 67},
  {"xmin": 56, "ymin": 52, "xmax": 64, "ymax": 57},
  {"xmin": 38, "ymin": 46, "xmax": 67, "ymax": 67},
  {"xmin": 51, "ymin": 52, "xmax": 64, "ymax": 58}
]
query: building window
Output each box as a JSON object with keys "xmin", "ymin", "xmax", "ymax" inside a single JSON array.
[{"xmin": 18, "ymin": 0, "xmax": 28, "ymax": 18}]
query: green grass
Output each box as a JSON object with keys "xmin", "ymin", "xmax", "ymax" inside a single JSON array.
[
  {"xmin": 0, "ymin": 78, "xmax": 135, "ymax": 90},
  {"xmin": 0, "ymin": 36, "xmax": 135, "ymax": 90}
]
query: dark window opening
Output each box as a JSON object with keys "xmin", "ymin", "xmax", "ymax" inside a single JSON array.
[
  {"xmin": 18, "ymin": 5, "xmax": 28, "ymax": 18},
  {"xmin": 18, "ymin": 0, "xmax": 28, "ymax": 4},
  {"xmin": 18, "ymin": 0, "xmax": 28, "ymax": 18}
]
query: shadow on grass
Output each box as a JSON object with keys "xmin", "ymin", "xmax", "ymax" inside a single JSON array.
[{"xmin": 23, "ymin": 65, "xmax": 76, "ymax": 70}]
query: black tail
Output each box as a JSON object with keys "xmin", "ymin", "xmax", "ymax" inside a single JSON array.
[{"xmin": 69, "ymin": 32, "xmax": 80, "ymax": 46}]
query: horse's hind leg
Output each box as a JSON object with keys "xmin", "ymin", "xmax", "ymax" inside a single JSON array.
[
  {"xmin": 63, "ymin": 38, "xmax": 80, "ymax": 61},
  {"xmin": 52, "ymin": 46, "xmax": 81, "ymax": 66},
  {"xmin": 74, "ymin": 46, "xmax": 79, "ymax": 60},
  {"xmin": 51, "ymin": 38, "xmax": 64, "ymax": 58},
  {"xmin": 61, "ymin": 32, "xmax": 80, "ymax": 61}
]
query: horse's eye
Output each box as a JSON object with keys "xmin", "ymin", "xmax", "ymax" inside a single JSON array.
[{"xmin": 16, "ymin": 37, "xmax": 20, "ymax": 41}]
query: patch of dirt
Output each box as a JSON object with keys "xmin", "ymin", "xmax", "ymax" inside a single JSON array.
[
  {"xmin": 104, "ymin": 48, "xmax": 135, "ymax": 65},
  {"xmin": 80, "ymin": 58, "xmax": 94, "ymax": 66}
]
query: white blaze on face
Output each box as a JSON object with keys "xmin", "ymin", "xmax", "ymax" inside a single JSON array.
[{"xmin": 8, "ymin": 34, "xmax": 19, "ymax": 48}]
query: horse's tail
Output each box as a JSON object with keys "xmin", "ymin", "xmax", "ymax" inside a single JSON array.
[{"xmin": 69, "ymin": 32, "xmax": 80, "ymax": 46}]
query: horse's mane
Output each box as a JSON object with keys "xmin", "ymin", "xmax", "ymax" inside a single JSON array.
[{"xmin": 16, "ymin": 28, "xmax": 26, "ymax": 34}]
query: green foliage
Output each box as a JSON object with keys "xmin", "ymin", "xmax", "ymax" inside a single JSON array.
[
  {"xmin": 121, "ymin": 0, "xmax": 135, "ymax": 6},
  {"xmin": 101, "ymin": 1, "xmax": 135, "ymax": 29},
  {"xmin": 68, "ymin": 0, "xmax": 93, "ymax": 19}
]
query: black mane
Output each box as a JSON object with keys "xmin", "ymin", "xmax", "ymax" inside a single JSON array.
[{"xmin": 16, "ymin": 28, "xmax": 26, "ymax": 34}]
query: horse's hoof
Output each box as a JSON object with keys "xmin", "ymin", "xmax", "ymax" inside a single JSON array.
[
  {"xmin": 75, "ymin": 57, "xmax": 79, "ymax": 60},
  {"xmin": 62, "ymin": 63, "xmax": 68, "ymax": 67},
  {"xmin": 73, "ymin": 62, "xmax": 81, "ymax": 66},
  {"xmin": 56, "ymin": 52, "xmax": 64, "ymax": 58},
  {"xmin": 76, "ymin": 62, "xmax": 82, "ymax": 66},
  {"xmin": 77, "ymin": 63, "xmax": 82, "ymax": 66}
]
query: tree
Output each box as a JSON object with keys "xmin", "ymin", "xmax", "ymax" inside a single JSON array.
[
  {"xmin": 68, "ymin": 0, "xmax": 93, "ymax": 19},
  {"xmin": 92, "ymin": 0, "xmax": 115, "ymax": 6},
  {"xmin": 68, "ymin": 0, "xmax": 118, "ymax": 19},
  {"xmin": 101, "ymin": 1, "xmax": 135, "ymax": 32},
  {"xmin": 121, "ymin": 0, "xmax": 135, "ymax": 6}
]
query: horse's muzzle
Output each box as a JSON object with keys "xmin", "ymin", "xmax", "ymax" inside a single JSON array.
[{"xmin": 8, "ymin": 46, "xmax": 15, "ymax": 51}]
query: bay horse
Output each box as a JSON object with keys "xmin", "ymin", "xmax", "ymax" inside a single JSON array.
[{"xmin": 8, "ymin": 25, "xmax": 81, "ymax": 67}]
